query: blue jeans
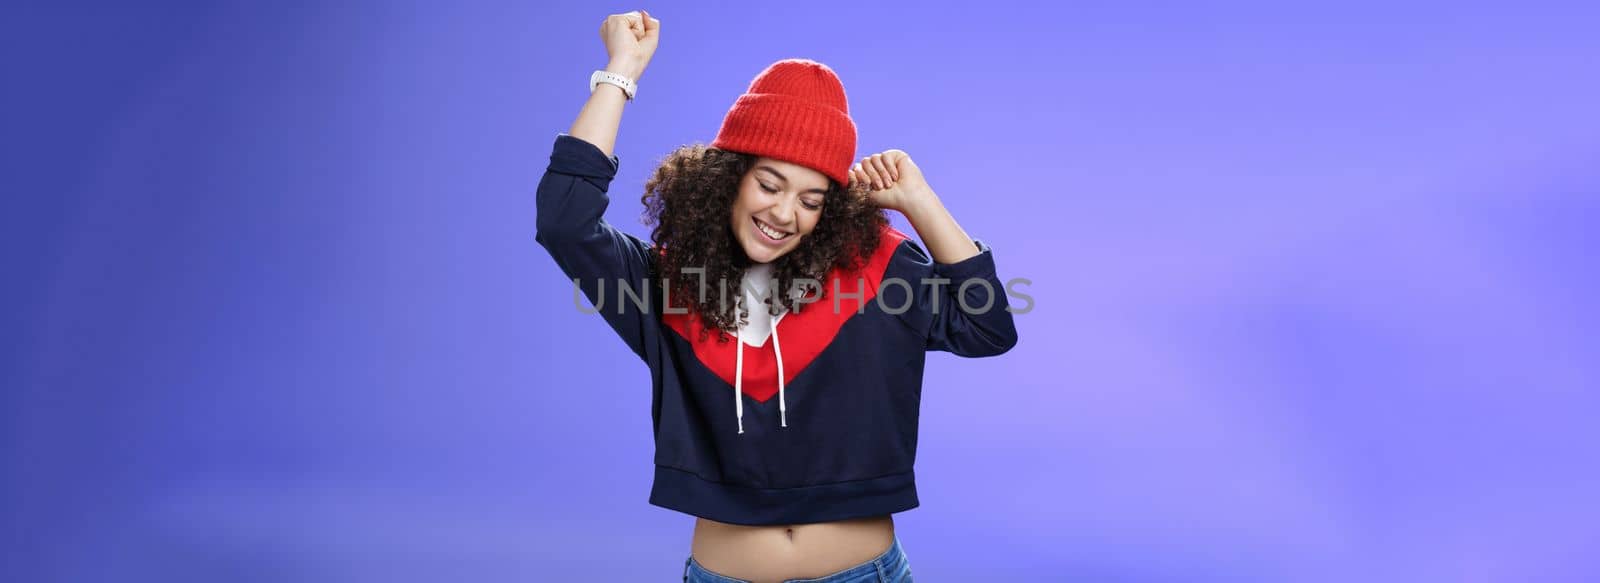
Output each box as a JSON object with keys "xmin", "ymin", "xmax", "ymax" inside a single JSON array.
[{"xmin": 683, "ymin": 535, "xmax": 913, "ymax": 582}]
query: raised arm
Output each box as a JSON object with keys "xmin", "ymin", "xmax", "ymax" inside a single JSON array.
[
  {"xmin": 851, "ymin": 150, "xmax": 979, "ymax": 264},
  {"xmin": 569, "ymin": 10, "xmax": 659, "ymax": 157},
  {"xmin": 854, "ymin": 150, "xmax": 1019, "ymax": 357},
  {"xmin": 534, "ymin": 10, "xmax": 663, "ymax": 361}
]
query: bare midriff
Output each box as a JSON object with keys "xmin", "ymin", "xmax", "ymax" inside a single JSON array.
[{"xmin": 689, "ymin": 514, "xmax": 896, "ymax": 583}]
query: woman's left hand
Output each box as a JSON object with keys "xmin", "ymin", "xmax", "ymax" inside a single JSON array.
[{"xmin": 850, "ymin": 150, "xmax": 929, "ymax": 212}]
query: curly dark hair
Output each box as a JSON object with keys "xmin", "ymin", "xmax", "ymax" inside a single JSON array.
[{"xmin": 642, "ymin": 143, "xmax": 888, "ymax": 342}]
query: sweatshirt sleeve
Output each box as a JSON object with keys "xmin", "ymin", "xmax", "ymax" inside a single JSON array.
[
  {"xmin": 890, "ymin": 237, "xmax": 1020, "ymax": 357},
  {"xmin": 535, "ymin": 133, "xmax": 659, "ymax": 361}
]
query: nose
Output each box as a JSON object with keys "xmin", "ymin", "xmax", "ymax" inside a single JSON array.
[{"xmin": 769, "ymin": 195, "xmax": 798, "ymax": 227}]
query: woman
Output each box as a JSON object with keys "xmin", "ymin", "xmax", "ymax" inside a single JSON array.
[{"xmin": 537, "ymin": 10, "xmax": 1018, "ymax": 582}]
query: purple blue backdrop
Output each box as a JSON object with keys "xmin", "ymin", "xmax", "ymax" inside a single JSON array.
[{"xmin": 4, "ymin": 1, "xmax": 1598, "ymax": 581}]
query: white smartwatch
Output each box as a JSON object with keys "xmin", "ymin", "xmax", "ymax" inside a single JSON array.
[{"xmin": 590, "ymin": 69, "xmax": 637, "ymax": 101}]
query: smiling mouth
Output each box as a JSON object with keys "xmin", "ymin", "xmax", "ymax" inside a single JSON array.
[{"xmin": 753, "ymin": 217, "xmax": 793, "ymax": 242}]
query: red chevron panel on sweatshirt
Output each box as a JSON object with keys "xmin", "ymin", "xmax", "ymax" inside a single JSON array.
[{"xmin": 662, "ymin": 224, "xmax": 909, "ymax": 403}]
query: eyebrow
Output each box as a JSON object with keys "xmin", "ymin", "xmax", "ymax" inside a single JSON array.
[{"xmin": 756, "ymin": 166, "xmax": 828, "ymax": 195}]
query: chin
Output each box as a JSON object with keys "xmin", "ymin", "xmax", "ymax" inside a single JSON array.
[
  {"xmin": 741, "ymin": 242, "xmax": 782, "ymax": 263},
  {"xmin": 739, "ymin": 236, "xmax": 798, "ymax": 264}
]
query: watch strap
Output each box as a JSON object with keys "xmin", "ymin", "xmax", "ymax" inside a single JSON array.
[{"xmin": 590, "ymin": 69, "xmax": 637, "ymax": 101}]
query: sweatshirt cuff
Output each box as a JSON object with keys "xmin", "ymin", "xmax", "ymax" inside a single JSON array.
[
  {"xmin": 549, "ymin": 133, "xmax": 620, "ymax": 179},
  {"xmin": 932, "ymin": 239, "xmax": 997, "ymax": 280}
]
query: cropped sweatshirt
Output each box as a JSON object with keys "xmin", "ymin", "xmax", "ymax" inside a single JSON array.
[{"xmin": 535, "ymin": 133, "xmax": 1019, "ymax": 526}]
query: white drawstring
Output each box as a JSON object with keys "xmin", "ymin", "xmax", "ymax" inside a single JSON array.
[
  {"xmin": 735, "ymin": 333, "xmax": 745, "ymax": 434},
  {"xmin": 773, "ymin": 311, "xmax": 787, "ymax": 428},
  {"xmin": 734, "ymin": 306, "xmax": 789, "ymax": 435}
]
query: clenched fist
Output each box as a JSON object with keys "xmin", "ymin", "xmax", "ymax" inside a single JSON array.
[
  {"xmin": 599, "ymin": 10, "xmax": 660, "ymax": 80},
  {"xmin": 850, "ymin": 150, "xmax": 929, "ymax": 212}
]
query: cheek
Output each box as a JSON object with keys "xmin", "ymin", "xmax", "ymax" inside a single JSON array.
[
  {"xmin": 728, "ymin": 187, "xmax": 754, "ymax": 219},
  {"xmin": 731, "ymin": 186, "xmax": 759, "ymax": 214},
  {"xmin": 796, "ymin": 212, "xmax": 822, "ymax": 237}
]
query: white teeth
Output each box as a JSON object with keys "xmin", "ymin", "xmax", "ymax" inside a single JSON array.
[{"xmin": 755, "ymin": 218, "xmax": 791, "ymax": 240}]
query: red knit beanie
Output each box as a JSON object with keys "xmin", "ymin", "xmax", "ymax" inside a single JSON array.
[{"xmin": 711, "ymin": 58, "xmax": 857, "ymax": 187}]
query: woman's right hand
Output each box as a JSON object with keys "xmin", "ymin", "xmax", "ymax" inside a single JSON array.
[{"xmin": 599, "ymin": 10, "xmax": 660, "ymax": 81}]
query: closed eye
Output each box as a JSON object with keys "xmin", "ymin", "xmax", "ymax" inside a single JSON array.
[{"xmin": 762, "ymin": 182, "xmax": 823, "ymax": 211}]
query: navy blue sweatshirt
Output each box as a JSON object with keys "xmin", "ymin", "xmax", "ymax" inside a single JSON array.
[{"xmin": 535, "ymin": 133, "xmax": 1018, "ymax": 526}]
